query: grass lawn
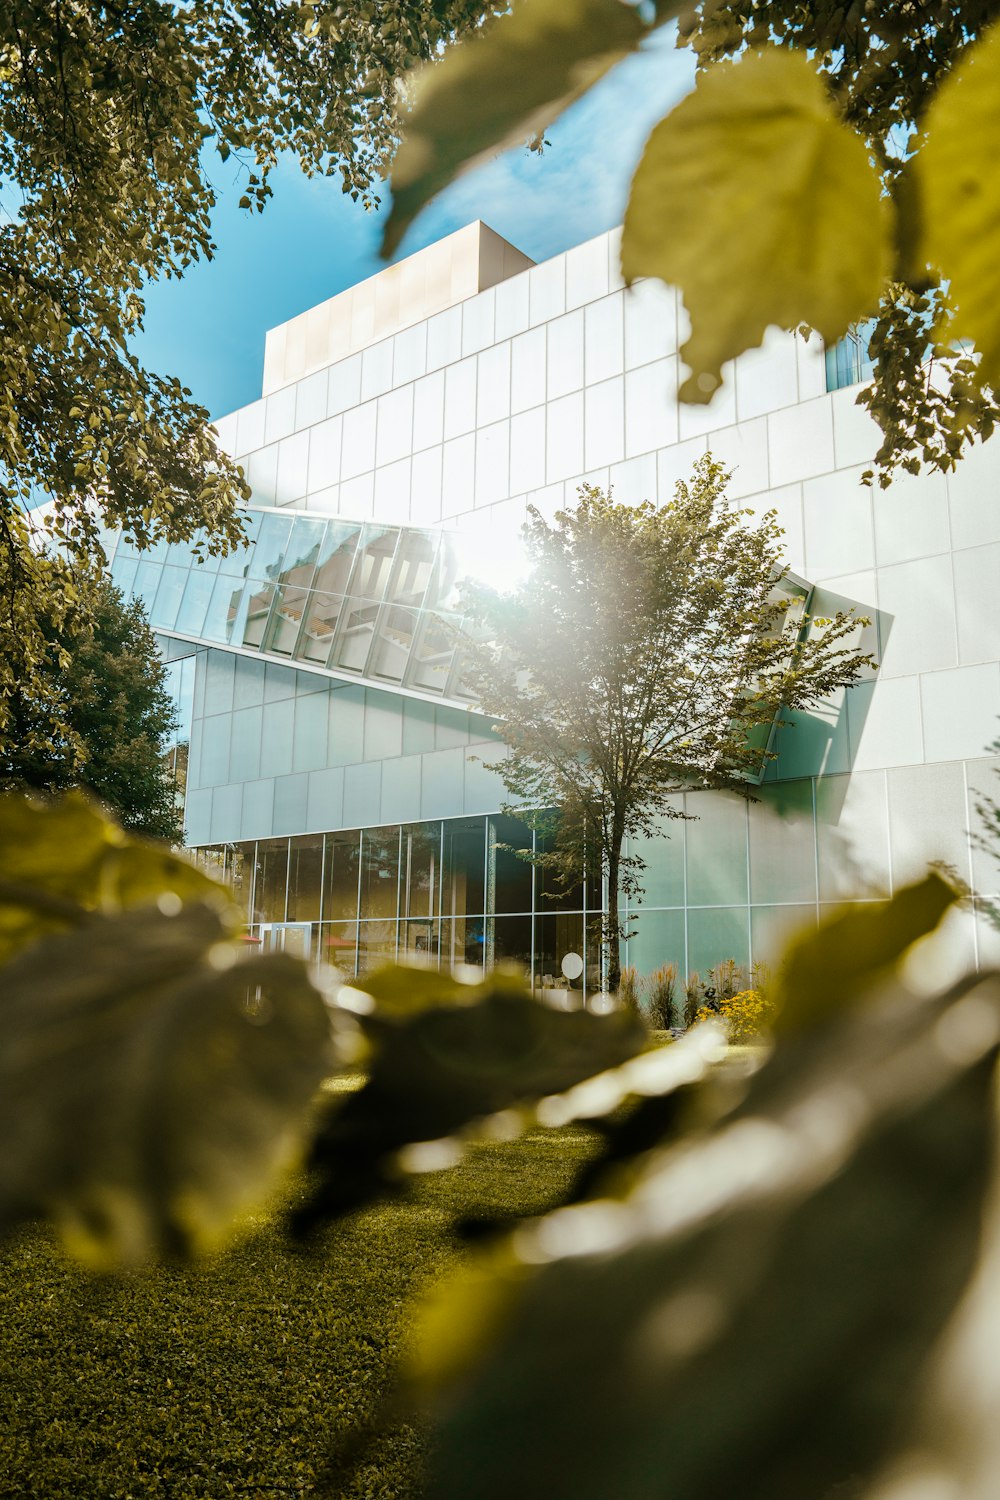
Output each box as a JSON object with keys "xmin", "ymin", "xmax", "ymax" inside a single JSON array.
[{"xmin": 0, "ymin": 1127, "xmax": 597, "ymax": 1500}]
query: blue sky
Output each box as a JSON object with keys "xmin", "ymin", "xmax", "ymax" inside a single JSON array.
[{"xmin": 135, "ymin": 27, "xmax": 695, "ymax": 421}]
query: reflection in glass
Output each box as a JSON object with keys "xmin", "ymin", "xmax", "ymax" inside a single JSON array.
[
  {"xmin": 216, "ymin": 510, "xmax": 262, "ymax": 577},
  {"xmin": 287, "ymin": 833, "xmax": 324, "ymax": 922},
  {"xmin": 132, "ymin": 559, "xmax": 161, "ymax": 613},
  {"xmin": 323, "ymin": 831, "xmax": 360, "ymax": 919},
  {"xmin": 150, "ymin": 565, "xmax": 189, "ymax": 631},
  {"xmin": 241, "ymin": 580, "xmax": 277, "ymax": 648},
  {"xmin": 359, "ymin": 826, "xmax": 400, "ymax": 921},
  {"xmin": 313, "ymin": 521, "xmax": 361, "ymax": 597},
  {"xmin": 386, "ymin": 529, "xmax": 438, "ymax": 608},
  {"xmin": 534, "ymin": 912, "xmax": 585, "ymax": 1003},
  {"xmin": 321, "ymin": 920, "xmax": 359, "ymax": 970},
  {"xmin": 253, "ymin": 838, "xmax": 289, "ymax": 923},
  {"xmin": 407, "ymin": 612, "xmax": 458, "ymax": 693},
  {"xmin": 299, "ymin": 591, "xmax": 346, "ymax": 666},
  {"xmin": 402, "ymin": 822, "xmax": 441, "ymax": 920},
  {"xmin": 333, "ymin": 600, "xmax": 379, "ymax": 672},
  {"xmin": 489, "ymin": 814, "xmax": 533, "ymax": 913},
  {"xmin": 357, "ymin": 919, "xmax": 397, "ymax": 974},
  {"xmin": 537, "ymin": 827, "xmax": 584, "ymax": 911},
  {"xmin": 264, "ymin": 582, "xmax": 309, "ymax": 657},
  {"xmin": 229, "ymin": 843, "xmax": 254, "ymax": 923},
  {"xmin": 349, "ymin": 526, "xmax": 399, "ymax": 603},
  {"xmin": 203, "ymin": 573, "xmax": 245, "ymax": 646},
  {"xmin": 442, "ymin": 817, "xmax": 486, "ymax": 919},
  {"xmin": 175, "ymin": 568, "xmax": 216, "ymax": 636},
  {"xmin": 400, "ymin": 916, "xmax": 440, "ymax": 965},
  {"xmin": 370, "ymin": 604, "xmax": 418, "ymax": 683},
  {"xmin": 110, "ymin": 554, "xmax": 138, "ymax": 599},
  {"xmin": 488, "ymin": 913, "xmax": 533, "ymax": 973},
  {"xmin": 254, "ymin": 511, "xmax": 294, "ymax": 581}
]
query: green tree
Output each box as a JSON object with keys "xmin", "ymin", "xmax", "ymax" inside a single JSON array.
[
  {"xmin": 459, "ymin": 456, "xmax": 873, "ymax": 992},
  {"xmin": 0, "ymin": 0, "xmax": 503, "ymax": 760},
  {"xmin": 385, "ymin": 0, "xmax": 1000, "ymax": 487},
  {"xmin": 0, "ymin": 574, "xmax": 184, "ymax": 842}
]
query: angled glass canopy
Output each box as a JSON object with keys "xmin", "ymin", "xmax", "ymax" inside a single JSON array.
[{"xmin": 107, "ymin": 507, "xmax": 477, "ymax": 705}]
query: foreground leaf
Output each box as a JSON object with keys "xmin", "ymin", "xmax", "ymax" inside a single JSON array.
[
  {"xmin": 774, "ymin": 871, "xmax": 956, "ymax": 1030},
  {"xmin": 918, "ymin": 20, "xmax": 1000, "ymax": 389},
  {"xmin": 293, "ymin": 966, "xmax": 646, "ymax": 1230},
  {"xmin": 0, "ymin": 901, "xmax": 332, "ymax": 1265},
  {"xmin": 411, "ymin": 911, "xmax": 999, "ymax": 1499},
  {"xmin": 0, "ymin": 792, "xmax": 234, "ymax": 966},
  {"xmin": 383, "ymin": 0, "xmax": 667, "ymax": 257},
  {"xmin": 622, "ymin": 48, "xmax": 890, "ymax": 401}
]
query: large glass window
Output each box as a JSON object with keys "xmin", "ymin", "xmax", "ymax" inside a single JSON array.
[
  {"xmin": 406, "ymin": 612, "xmax": 458, "ymax": 694},
  {"xmin": 253, "ymin": 838, "xmax": 289, "ymax": 923},
  {"xmin": 442, "ymin": 817, "xmax": 486, "ymax": 920},
  {"xmin": 357, "ymin": 919, "xmax": 397, "ymax": 974},
  {"xmin": 402, "ymin": 822, "xmax": 441, "ymax": 921},
  {"xmin": 287, "ymin": 834, "xmax": 324, "ymax": 922},
  {"xmin": 298, "ymin": 591, "xmax": 346, "ymax": 666},
  {"xmin": 359, "ymin": 826, "xmax": 400, "ymax": 921},
  {"xmin": 489, "ymin": 814, "xmax": 534, "ymax": 913},
  {"xmin": 369, "ymin": 604, "xmax": 418, "ymax": 683},
  {"xmin": 349, "ymin": 526, "xmax": 399, "ymax": 602},
  {"xmin": 323, "ymin": 831, "xmax": 361, "ymax": 919}
]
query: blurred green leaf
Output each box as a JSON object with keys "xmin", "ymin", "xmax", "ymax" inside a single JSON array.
[
  {"xmin": 413, "ymin": 961, "xmax": 1000, "ymax": 1500},
  {"xmin": 0, "ymin": 792, "xmax": 234, "ymax": 966},
  {"xmin": 0, "ymin": 899, "xmax": 332, "ymax": 1266},
  {"xmin": 293, "ymin": 966, "xmax": 646, "ymax": 1231},
  {"xmin": 622, "ymin": 48, "xmax": 890, "ymax": 401},
  {"xmin": 383, "ymin": 0, "xmax": 669, "ymax": 257},
  {"xmin": 774, "ymin": 871, "xmax": 956, "ymax": 1031}
]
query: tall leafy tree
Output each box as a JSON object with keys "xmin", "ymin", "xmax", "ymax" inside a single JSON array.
[
  {"xmin": 0, "ymin": 0, "xmax": 503, "ymax": 758},
  {"xmin": 0, "ymin": 573, "xmax": 184, "ymax": 843},
  {"xmin": 460, "ymin": 456, "xmax": 873, "ymax": 992}
]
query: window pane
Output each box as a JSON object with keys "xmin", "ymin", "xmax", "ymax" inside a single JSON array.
[
  {"xmin": 537, "ymin": 826, "xmax": 584, "ymax": 911},
  {"xmin": 263, "ymin": 582, "xmax": 309, "ymax": 656},
  {"xmin": 402, "ymin": 822, "xmax": 441, "ymax": 920},
  {"xmin": 441, "ymin": 915, "xmax": 486, "ymax": 972},
  {"xmin": 370, "ymin": 604, "xmax": 418, "ymax": 683},
  {"xmin": 357, "ymin": 919, "xmax": 397, "ymax": 975},
  {"xmin": 287, "ymin": 834, "xmax": 324, "ymax": 922},
  {"xmin": 242, "ymin": 580, "xmax": 277, "ymax": 648},
  {"xmin": 406, "ymin": 611, "xmax": 458, "ymax": 694},
  {"xmin": 359, "ymin": 826, "xmax": 400, "ymax": 921},
  {"xmin": 313, "ymin": 521, "xmax": 362, "ymax": 595},
  {"xmin": 400, "ymin": 916, "xmax": 441, "ymax": 965},
  {"xmin": 386, "ymin": 529, "xmax": 438, "ymax": 608},
  {"xmin": 132, "ymin": 559, "xmax": 161, "ymax": 613},
  {"xmin": 442, "ymin": 817, "xmax": 486, "ymax": 919},
  {"xmin": 298, "ymin": 590, "xmax": 346, "ymax": 665},
  {"xmin": 533, "ymin": 912, "xmax": 585, "ymax": 999},
  {"xmin": 349, "ymin": 526, "xmax": 399, "ymax": 602},
  {"xmin": 489, "ymin": 814, "xmax": 533, "ymax": 913},
  {"xmin": 228, "ymin": 843, "xmax": 255, "ymax": 923},
  {"xmin": 149, "ymin": 564, "xmax": 187, "ymax": 630},
  {"xmin": 489, "ymin": 912, "xmax": 533, "ymax": 973},
  {"xmin": 253, "ymin": 511, "xmax": 294, "ymax": 580},
  {"xmin": 175, "ymin": 568, "xmax": 216, "ymax": 635},
  {"xmin": 333, "ymin": 600, "xmax": 378, "ymax": 672},
  {"xmin": 253, "ymin": 838, "xmax": 289, "ymax": 923},
  {"xmin": 323, "ymin": 831, "xmax": 360, "ymax": 919},
  {"xmin": 217, "ymin": 509, "xmax": 262, "ymax": 577},
  {"xmin": 321, "ymin": 920, "xmax": 359, "ymax": 972}
]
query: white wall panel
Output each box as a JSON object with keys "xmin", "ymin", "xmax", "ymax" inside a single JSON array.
[
  {"xmin": 584, "ymin": 377, "xmax": 625, "ymax": 470},
  {"xmin": 585, "ymin": 293, "xmax": 624, "ymax": 384},
  {"xmin": 511, "ymin": 327, "xmax": 546, "ymax": 414},
  {"xmin": 921, "ymin": 664, "xmax": 1000, "ymax": 763},
  {"xmin": 768, "ymin": 396, "xmax": 836, "ymax": 485},
  {"xmin": 877, "ymin": 554, "xmax": 958, "ymax": 677},
  {"xmin": 546, "ymin": 392, "xmax": 584, "ymax": 482}
]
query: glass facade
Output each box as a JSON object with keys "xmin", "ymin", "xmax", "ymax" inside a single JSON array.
[
  {"xmin": 825, "ymin": 321, "xmax": 875, "ymax": 391},
  {"xmin": 112, "ymin": 509, "xmax": 475, "ymax": 703}
]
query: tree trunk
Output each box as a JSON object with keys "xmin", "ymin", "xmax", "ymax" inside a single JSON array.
[{"xmin": 606, "ymin": 826, "xmax": 624, "ymax": 995}]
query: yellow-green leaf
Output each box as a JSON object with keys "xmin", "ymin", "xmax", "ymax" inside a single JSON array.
[
  {"xmin": 774, "ymin": 872, "xmax": 956, "ymax": 1031},
  {"xmin": 0, "ymin": 902, "xmax": 332, "ymax": 1266},
  {"xmin": 0, "ymin": 792, "xmax": 236, "ymax": 966},
  {"xmin": 622, "ymin": 48, "xmax": 891, "ymax": 402},
  {"xmin": 917, "ymin": 21, "xmax": 1000, "ymax": 387},
  {"xmin": 383, "ymin": 0, "xmax": 670, "ymax": 258}
]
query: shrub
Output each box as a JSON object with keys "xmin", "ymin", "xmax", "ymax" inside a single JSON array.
[
  {"xmin": 695, "ymin": 987, "xmax": 776, "ymax": 1044},
  {"xmin": 617, "ymin": 966, "xmax": 642, "ymax": 1018},
  {"xmin": 646, "ymin": 963, "xmax": 677, "ymax": 1029},
  {"xmin": 683, "ymin": 971, "xmax": 702, "ymax": 1027}
]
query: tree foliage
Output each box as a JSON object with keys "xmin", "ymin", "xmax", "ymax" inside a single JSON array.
[
  {"xmin": 458, "ymin": 456, "xmax": 873, "ymax": 991},
  {"xmin": 0, "ymin": 0, "xmax": 503, "ymax": 759},
  {"xmin": 384, "ymin": 0, "xmax": 1000, "ymax": 486},
  {"xmin": 0, "ymin": 572, "xmax": 184, "ymax": 842}
]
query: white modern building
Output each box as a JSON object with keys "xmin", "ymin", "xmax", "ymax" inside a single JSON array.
[{"xmin": 104, "ymin": 220, "xmax": 1000, "ymax": 991}]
